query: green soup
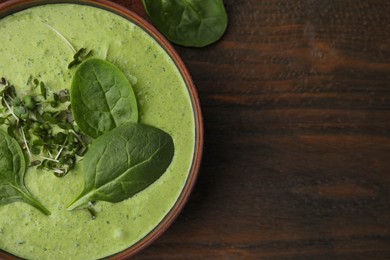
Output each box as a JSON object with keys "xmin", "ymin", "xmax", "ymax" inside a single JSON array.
[{"xmin": 0, "ymin": 3, "xmax": 195, "ymax": 259}]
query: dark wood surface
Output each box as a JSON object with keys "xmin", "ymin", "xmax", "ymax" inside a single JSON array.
[
  {"xmin": 2, "ymin": 0, "xmax": 389, "ymax": 259},
  {"xmin": 115, "ymin": 0, "xmax": 390, "ymax": 259}
]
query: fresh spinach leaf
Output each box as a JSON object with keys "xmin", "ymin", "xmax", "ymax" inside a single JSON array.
[
  {"xmin": 71, "ymin": 59, "xmax": 138, "ymax": 138},
  {"xmin": 0, "ymin": 130, "xmax": 50, "ymax": 215},
  {"xmin": 67, "ymin": 122, "xmax": 174, "ymax": 210},
  {"xmin": 142, "ymin": 0, "xmax": 228, "ymax": 47}
]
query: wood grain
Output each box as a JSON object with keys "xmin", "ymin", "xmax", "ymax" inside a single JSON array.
[{"xmin": 117, "ymin": 0, "xmax": 390, "ymax": 259}]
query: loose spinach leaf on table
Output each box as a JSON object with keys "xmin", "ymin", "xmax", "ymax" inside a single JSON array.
[
  {"xmin": 0, "ymin": 130, "xmax": 50, "ymax": 215},
  {"xmin": 142, "ymin": 0, "xmax": 228, "ymax": 47},
  {"xmin": 67, "ymin": 122, "xmax": 174, "ymax": 210},
  {"xmin": 71, "ymin": 59, "xmax": 138, "ymax": 138}
]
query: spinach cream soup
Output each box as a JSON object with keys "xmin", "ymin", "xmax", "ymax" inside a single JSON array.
[{"xmin": 0, "ymin": 3, "xmax": 195, "ymax": 259}]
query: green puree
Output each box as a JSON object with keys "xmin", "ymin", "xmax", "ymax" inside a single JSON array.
[{"xmin": 0, "ymin": 4, "xmax": 195, "ymax": 260}]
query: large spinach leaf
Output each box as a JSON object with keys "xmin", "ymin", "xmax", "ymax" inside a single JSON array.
[
  {"xmin": 142, "ymin": 0, "xmax": 228, "ymax": 47},
  {"xmin": 71, "ymin": 59, "xmax": 138, "ymax": 138},
  {"xmin": 0, "ymin": 130, "xmax": 50, "ymax": 215},
  {"xmin": 67, "ymin": 122, "xmax": 174, "ymax": 210}
]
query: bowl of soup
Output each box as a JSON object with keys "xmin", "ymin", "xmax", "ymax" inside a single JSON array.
[{"xmin": 0, "ymin": 0, "xmax": 203, "ymax": 259}]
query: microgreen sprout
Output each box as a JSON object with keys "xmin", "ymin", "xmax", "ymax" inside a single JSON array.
[
  {"xmin": 0, "ymin": 77, "xmax": 90, "ymax": 177},
  {"xmin": 45, "ymin": 24, "xmax": 93, "ymax": 69},
  {"xmin": 68, "ymin": 48, "xmax": 93, "ymax": 69},
  {"xmin": 87, "ymin": 202, "xmax": 97, "ymax": 220},
  {"xmin": 46, "ymin": 24, "xmax": 76, "ymax": 54}
]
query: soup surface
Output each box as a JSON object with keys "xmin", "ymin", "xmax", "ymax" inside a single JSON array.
[{"xmin": 0, "ymin": 3, "xmax": 195, "ymax": 260}]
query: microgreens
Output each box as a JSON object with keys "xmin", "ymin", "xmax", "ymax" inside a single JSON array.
[
  {"xmin": 0, "ymin": 77, "xmax": 90, "ymax": 177},
  {"xmin": 46, "ymin": 24, "xmax": 93, "ymax": 69},
  {"xmin": 68, "ymin": 48, "xmax": 93, "ymax": 69}
]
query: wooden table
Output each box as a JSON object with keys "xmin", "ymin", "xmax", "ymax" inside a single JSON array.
[{"xmin": 114, "ymin": 1, "xmax": 390, "ymax": 259}]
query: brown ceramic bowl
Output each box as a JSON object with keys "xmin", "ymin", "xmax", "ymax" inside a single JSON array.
[{"xmin": 0, "ymin": 0, "xmax": 203, "ymax": 259}]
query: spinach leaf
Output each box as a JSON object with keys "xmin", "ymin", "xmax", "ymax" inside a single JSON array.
[
  {"xmin": 71, "ymin": 59, "xmax": 138, "ymax": 138},
  {"xmin": 0, "ymin": 130, "xmax": 50, "ymax": 215},
  {"xmin": 67, "ymin": 122, "xmax": 174, "ymax": 210},
  {"xmin": 142, "ymin": 0, "xmax": 228, "ymax": 47}
]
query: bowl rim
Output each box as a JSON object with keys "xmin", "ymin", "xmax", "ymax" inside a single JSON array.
[{"xmin": 0, "ymin": 0, "xmax": 204, "ymax": 259}]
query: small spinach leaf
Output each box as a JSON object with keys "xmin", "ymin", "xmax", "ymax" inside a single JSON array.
[
  {"xmin": 71, "ymin": 59, "xmax": 138, "ymax": 138},
  {"xmin": 0, "ymin": 130, "xmax": 50, "ymax": 215},
  {"xmin": 142, "ymin": 0, "xmax": 228, "ymax": 47},
  {"xmin": 67, "ymin": 122, "xmax": 174, "ymax": 210}
]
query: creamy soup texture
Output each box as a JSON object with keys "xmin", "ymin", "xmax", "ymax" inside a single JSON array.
[{"xmin": 0, "ymin": 3, "xmax": 195, "ymax": 260}]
